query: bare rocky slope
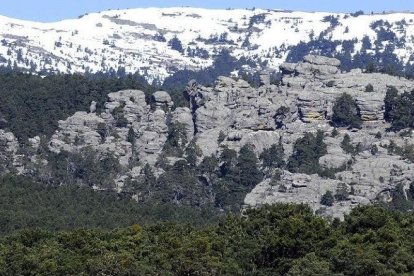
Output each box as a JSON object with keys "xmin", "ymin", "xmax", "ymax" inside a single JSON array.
[{"xmin": 1, "ymin": 54, "xmax": 414, "ymax": 218}]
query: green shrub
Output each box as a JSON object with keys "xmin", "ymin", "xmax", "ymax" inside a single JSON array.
[
  {"xmin": 320, "ymin": 190, "xmax": 334, "ymax": 206},
  {"xmin": 127, "ymin": 127, "xmax": 136, "ymax": 144},
  {"xmin": 96, "ymin": 123, "xmax": 107, "ymax": 142},
  {"xmin": 341, "ymin": 134, "xmax": 358, "ymax": 155},
  {"xmin": 116, "ymin": 116, "xmax": 128, "ymax": 128},
  {"xmin": 217, "ymin": 131, "xmax": 226, "ymax": 143},
  {"xmin": 335, "ymin": 183, "xmax": 349, "ymax": 201},
  {"xmin": 365, "ymin": 83, "xmax": 374, "ymax": 92},
  {"xmin": 371, "ymin": 144, "xmax": 379, "ymax": 155}
]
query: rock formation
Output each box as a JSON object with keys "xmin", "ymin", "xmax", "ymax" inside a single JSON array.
[
  {"xmin": 7, "ymin": 54, "xmax": 413, "ymax": 218},
  {"xmin": 188, "ymin": 54, "xmax": 414, "ymax": 218},
  {"xmin": 0, "ymin": 130, "xmax": 24, "ymax": 174}
]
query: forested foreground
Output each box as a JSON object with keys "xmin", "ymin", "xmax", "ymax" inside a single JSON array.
[
  {"xmin": 0, "ymin": 203, "xmax": 413, "ymax": 275},
  {"xmin": 0, "ymin": 175, "xmax": 221, "ymax": 234}
]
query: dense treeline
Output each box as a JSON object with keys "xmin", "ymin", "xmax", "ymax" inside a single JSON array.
[
  {"xmin": 0, "ymin": 60, "xmax": 259, "ymax": 143},
  {"xmin": 0, "ymin": 175, "xmax": 220, "ymax": 234},
  {"xmin": 0, "ymin": 73, "xmax": 155, "ymax": 141},
  {"xmin": 150, "ymin": 143, "xmax": 262, "ymax": 211},
  {"xmin": 1, "ymin": 204, "xmax": 414, "ymax": 275},
  {"xmin": 162, "ymin": 49, "xmax": 260, "ymax": 92}
]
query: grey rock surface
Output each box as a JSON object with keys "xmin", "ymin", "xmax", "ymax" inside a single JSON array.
[
  {"xmin": 49, "ymin": 89, "xmax": 170, "ymax": 175},
  {"xmin": 153, "ymin": 91, "xmax": 173, "ymax": 108},
  {"xmin": 242, "ymin": 55, "xmax": 414, "ymax": 218},
  {"xmin": 4, "ymin": 55, "xmax": 414, "ymax": 219},
  {"xmin": 303, "ymin": 54, "xmax": 341, "ymax": 67},
  {"xmin": 0, "ymin": 130, "xmax": 24, "ymax": 174}
]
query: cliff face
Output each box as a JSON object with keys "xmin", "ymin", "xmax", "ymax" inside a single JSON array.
[
  {"xmin": 187, "ymin": 55, "xmax": 414, "ymax": 218},
  {"xmin": 8, "ymin": 55, "xmax": 413, "ymax": 218}
]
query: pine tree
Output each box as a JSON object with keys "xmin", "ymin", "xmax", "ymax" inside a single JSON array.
[
  {"xmin": 287, "ymin": 131, "xmax": 327, "ymax": 174},
  {"xmin": 341, "ymin": 134, "xmax": 356, "ymax": 155},
  {"xmin": 234, "ymin": 144, "xmax": 263, "ymax": 189},
  {"xmin": 260, "ymin": 138, "xmax": 285, "ymax": 168},
  {"xmin": 332, "ymin": 93, "xmax": 362, "ymax": 128},
  {"xmin": 127, "ymin": 127, "xmax": 135, "ymax": 145},
  {"xmin": 185, "ymin": 140, "xmax": 202, "ymax": 167}
]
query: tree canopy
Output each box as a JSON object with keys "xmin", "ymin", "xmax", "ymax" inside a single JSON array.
[
  {"xmin": 1, "ymin": 203, "xmax": 414, "ymax": 275},
  {"xmin": 332, "ymin": 93, "xmax": 362, "ymax": 129}
]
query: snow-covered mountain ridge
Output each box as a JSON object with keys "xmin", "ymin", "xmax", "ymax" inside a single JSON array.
[{"xmin": 1, "ymin": 7, "xmax": 414, "ymax": 82}]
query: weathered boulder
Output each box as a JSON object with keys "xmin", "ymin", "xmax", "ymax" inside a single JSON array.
[
  {"xmin": 259, "ymin": 70, "xmax": 271, "ymax": 86},
  {"xmin": 280, "ymin": 55, "xmax": 341, "ymax": 80},
  {"xmin": 172, "ymin": 107, "xmax": 194, "ymax": 141},
  {"xmin": 297, "ymin": 93, "xmax": 327, "ymax": 122},
  {"xmin": 28, "ymin": 136, "xmax": 41, "ymax": 149},
  {"xmin": 355, "ymin": 93, "xmax": 385, "ymax": 121},
  {"xmin": 89, "ymin": 101, "xmax": 97, "ymax": 113},
  {"xmin": 153, "ymin": 91, "xmax": 173, "ymax": 108},
  {"xmin": 0, "ymin": 130, "xmax": 23, "ymax": 174},
  {"xmin": 303, "ymin": 54, "xmax": 341, "ymax": 67},
  {"xmin": 296, "ymin": 62, "xmax": 340, "ymax": 77},
  {"xmin": 105, "ymin": 90, "xmax": 148, "ymax": 121}
]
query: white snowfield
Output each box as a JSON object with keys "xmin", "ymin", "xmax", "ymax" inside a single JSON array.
[{"xmin": 0, "ymin": 7, "xmax": 413, "ymax": 82}]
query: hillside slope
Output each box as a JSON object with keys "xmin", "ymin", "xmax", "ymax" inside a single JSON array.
[
  {"xmin": 1, "ymin": 55, "xmax": 414, "ymax": 219},
  {"xmin": 1, "ymin": 8, "xmax": 414, "ymax": 81}
]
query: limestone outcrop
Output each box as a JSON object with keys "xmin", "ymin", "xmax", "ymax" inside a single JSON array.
[
  {"xmin": 0, "ymin": 130, "xmax": 23, "ymax": 174},
  {"xmin": 185, "ymin": 55, "xmax": 414, "ymax": 218},
  {"xmin": 49, "ymin": 89, "xmax": 175, "ymax": 169},
  {"xmin": 3, "ymin": 54, "xmax": 414, "ymax": 219}
]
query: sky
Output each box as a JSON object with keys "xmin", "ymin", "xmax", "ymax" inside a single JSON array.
[{"xmin": 1, "ymin": 0, "xmax": 413, "ymax": 22}]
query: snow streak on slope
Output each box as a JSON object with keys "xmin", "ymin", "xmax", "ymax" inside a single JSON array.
[{"xmin": 0, "ymin": 8, "xmax": 414, "ymax": 82}]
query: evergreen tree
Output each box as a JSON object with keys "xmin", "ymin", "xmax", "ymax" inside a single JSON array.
[
  {"xmin": 384, "ymin": 86, "xmax": 399, "ymax": 121},
  {"xmin": 384, "ymin": 87, "xmax": 414, "ymax": 130},
  {"xmin": 163, "ymin": 123, "xmax": 188, "ymax": 156},
  {"xmin": 235, "ymin": 144, "xmax": 263, "ymax": 189},
  {"xmin": 260, "ymin": 138, "xmax": 285, "ymax": 168},
  {"xmin": 218, "ymin": 146, "xmax": 238, "ymax": 178},
  {"xmin": 185, "ymin": 140, "xmax": 202, "ymax": 167},
  {"xmin": 332, "ymin": 93, "xmax": 362, "ymax": 128},
  {"xmin": 97, "ymin": 123, "xmax": 107, "ymax": 143},
  {"xmin": 127, "ymin": 127, "xmax": 136, "ymax": 145},
  {"xmin": 168, "ymin": 36, "xmax": 184, "ymax": 53},
  {"xmin": 335, "ymin": 183, "xmax": 350, "ymax": 201},
  {"xmin": 287, "ymin": 131, "xmax": 327, "ymax": 174},
  {"xmin": 198, "ymin": 155, "xmax": 218, "ymax": 177},
  {"xmin": 341, "ymin": 134, "xmax": 356, "ymax": 154},
  {"xmin": 365, "ymin": 83, "xmax": 374, "ymax": 92}
]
